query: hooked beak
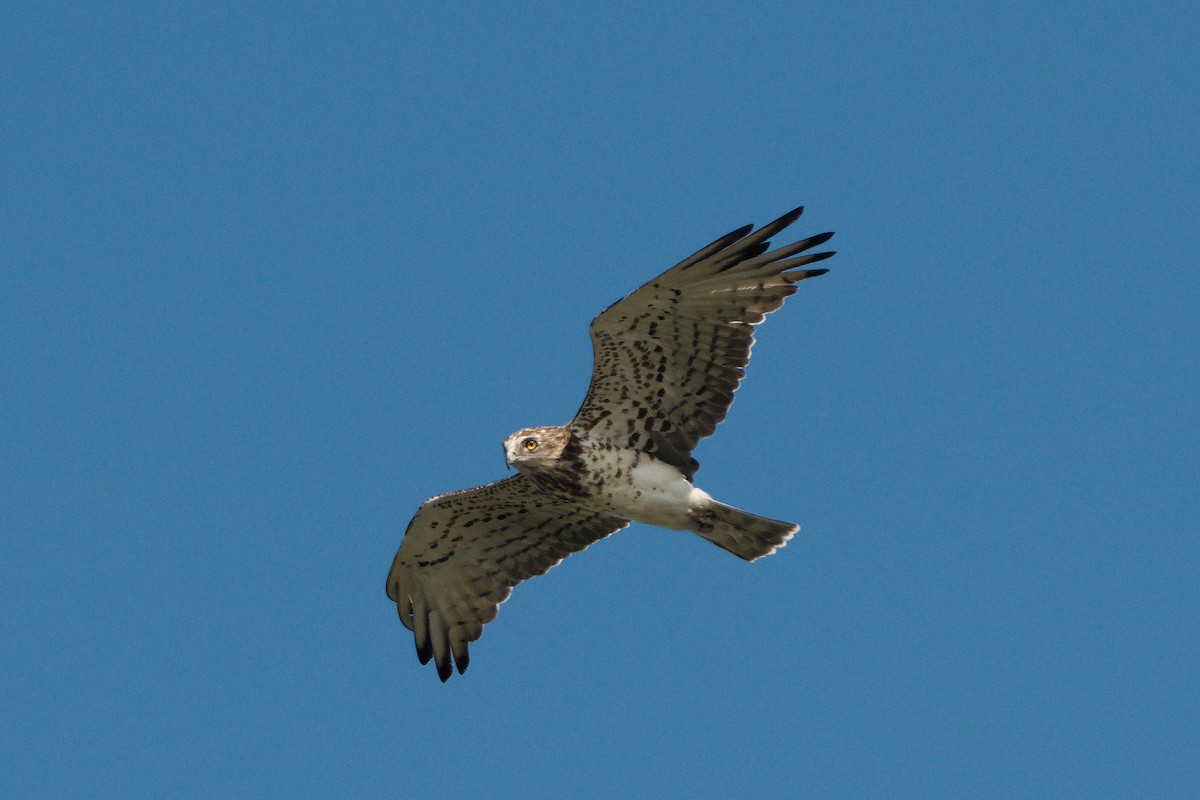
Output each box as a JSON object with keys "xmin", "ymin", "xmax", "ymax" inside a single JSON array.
[{"xmin": 503, "ymin": 444, "xmax": 512, "ymax": 470}]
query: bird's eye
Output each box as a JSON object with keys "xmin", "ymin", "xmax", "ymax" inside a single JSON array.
[{"xmin": 523, "ymin": 438, "xmax": 538, "ymax": 452}]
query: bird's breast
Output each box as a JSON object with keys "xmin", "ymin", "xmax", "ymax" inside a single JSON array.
[{"xmin": 573, "ymin": 448, "xmax": 697, "ymax": 530}]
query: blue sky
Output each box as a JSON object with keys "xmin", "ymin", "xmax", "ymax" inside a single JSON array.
[{"xmin": 2, "ymin": 2, "xmax": 1197, "ymax": 797}]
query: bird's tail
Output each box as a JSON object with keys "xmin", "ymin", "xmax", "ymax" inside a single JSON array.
[{"xmin": 692, "ymin": 501, "xmax": 799, "ymax": 561}]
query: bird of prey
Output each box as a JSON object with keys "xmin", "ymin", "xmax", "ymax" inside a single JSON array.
[{"xmin": 386, "ymin": 206, "xmax": 834, "ymax": 681}]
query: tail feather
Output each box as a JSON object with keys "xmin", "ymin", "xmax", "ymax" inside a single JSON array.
[{"xmin": 693, "ymin": 501, "xmax": 799, "ymax": 561}]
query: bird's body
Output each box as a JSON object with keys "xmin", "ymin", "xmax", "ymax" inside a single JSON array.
[
  {"xmin": 510, "ymin": 426, "xmax": 707, "ymax": 529},
  {"xmin": 387, "ymin": 206, "xmax": 835, "ymax": 681},
  {"xmin": 503, "ymin": 426, "xmax": 792, "ymax": 553},
  {"xmin": 577, "ymin": 451, "xmax": 701, "ymax": 531}
]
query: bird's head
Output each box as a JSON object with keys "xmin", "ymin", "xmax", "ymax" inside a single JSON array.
[{"xmin": 503, "ymin": 426, "xmax": 570, "ymax": 472}]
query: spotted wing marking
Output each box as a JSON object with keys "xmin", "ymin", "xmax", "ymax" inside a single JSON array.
[
  {"xmin": 385, "ymin": 474, "xmax": 628, "ymax": 681},
  {"xmin": 570, "ymin": 207, "xmax": 835, "ymax": 477}
]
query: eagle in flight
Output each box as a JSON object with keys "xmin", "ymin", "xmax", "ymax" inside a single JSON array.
[{"xmin": 386, "ymin": 206, "xmax": 834, "ymax": 681}]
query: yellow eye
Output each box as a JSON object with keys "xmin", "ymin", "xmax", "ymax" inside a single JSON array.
[{"xmin": 523, "ymin": 438, "xmax": 538, "ymax": 452}]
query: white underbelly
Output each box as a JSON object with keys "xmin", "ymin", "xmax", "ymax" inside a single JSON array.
[{"xmin": 587, "ymin": 453, "xmax": 709, "ymax": 530}]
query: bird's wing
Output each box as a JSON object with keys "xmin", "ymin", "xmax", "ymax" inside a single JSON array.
[
  {"xmin": 570, "ymin": 207, "xmax": 834, "ymax": 478},
  {"xmin": 385, "ymin": 474, "xmax": 628, "ymax": 681}
]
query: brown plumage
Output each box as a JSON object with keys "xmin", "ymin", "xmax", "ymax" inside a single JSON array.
[{"xmin": 387, "ymin": 206, "xmax": 834, "ymax": 680}]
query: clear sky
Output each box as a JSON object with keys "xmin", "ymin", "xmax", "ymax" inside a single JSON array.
[{"xmin": 3, "ymin": 2, "xmax": 1197, "ymax": 797}]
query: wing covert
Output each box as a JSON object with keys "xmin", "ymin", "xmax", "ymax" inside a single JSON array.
[
  {"xmin": 570, "ymin": 207, "xmax": 835, "ymax": 477},
  {"xmin": 385, "ymin": 474, "xmax": 628, "ymax": 681}
]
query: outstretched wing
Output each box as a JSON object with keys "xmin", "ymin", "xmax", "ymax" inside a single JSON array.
[
  {"xmin": 570, "ymin": 206, "xmax": 835, "ymax": 478},
  {"xmin": 385, "ymin": 474, "xmax": 628, "ymax": 681}
]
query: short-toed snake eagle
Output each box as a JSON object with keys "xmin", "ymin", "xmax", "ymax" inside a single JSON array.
[{"xmin": 386, "ymin": 206, "xmax": 834, "ymax": 680}]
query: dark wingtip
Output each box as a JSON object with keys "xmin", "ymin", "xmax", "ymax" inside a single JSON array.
[
  {"xmin": 456, "ymin": 650, "xmax": 469, "ymax": 675},
  {"xmin": 415, "ymin": 636, "xmax": 433, "ymax": 665},
  {"xmin": 760, "ymin": 206, "xmax": 804, "ymax": 234},
  {"xmin": 436, "ymin": 658, "xmax": 453, "ymax": 682},
  {"xmin": 784, "ymin": 262, "xmax": 833, "ymax": 283},
  {"xmin": 808, "ymin": 230, "xmax": 835, "ymax": 247}
]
